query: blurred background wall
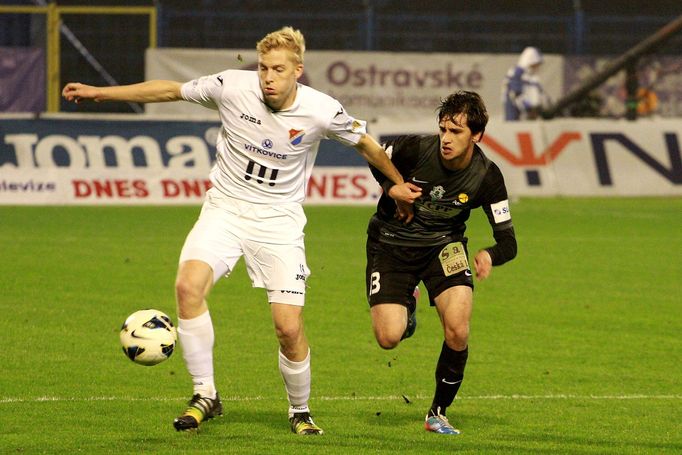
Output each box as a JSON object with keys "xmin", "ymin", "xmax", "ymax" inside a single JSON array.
[{"xmin": 2, "ymin": 0, "xmax": 681, "ymax": 113}]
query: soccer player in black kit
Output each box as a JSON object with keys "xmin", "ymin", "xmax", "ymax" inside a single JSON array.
[{"xmin": 365, "ymin": 91, "xmax": 517, "ymax": 434}]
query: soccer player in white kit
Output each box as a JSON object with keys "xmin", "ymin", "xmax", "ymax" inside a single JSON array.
[{"xmin": 62, "ymin": 27, "xmax": 422, "ymax": 434}]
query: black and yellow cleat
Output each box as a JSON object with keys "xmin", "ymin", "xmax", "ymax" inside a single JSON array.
[
  {"xmin": 173, "ymin": 393, "xmax": 223, "ymax": 431},
  {"xmin": 289, "ymin": 412, "xmax": 324, "ymax": 435}
]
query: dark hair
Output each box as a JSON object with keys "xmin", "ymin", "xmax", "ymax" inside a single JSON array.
[{"xmin": 437, "ymin": 91, "xmax": 489, "ymax": 136}]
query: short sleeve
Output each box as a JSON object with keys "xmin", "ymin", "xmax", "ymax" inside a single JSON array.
[
  {"xmin": 180, "ymin": 72, "xmax": 225, "ymax": 110},
  {"xmin": 325, "ymin": 104, "xmax": 367, "ymax": 146}
]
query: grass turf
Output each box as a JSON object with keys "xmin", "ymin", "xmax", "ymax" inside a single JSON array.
[{"xmin": 0, "ymin": 198, "xmax": 680, "ymax": 454}]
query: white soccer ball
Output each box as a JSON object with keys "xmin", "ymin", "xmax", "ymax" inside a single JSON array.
[{"xmin": 119, "ymin": 309, "xmax": 177, "ymax": 366}]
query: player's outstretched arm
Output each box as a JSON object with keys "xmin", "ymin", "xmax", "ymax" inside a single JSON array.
[{"xmin": 62, "ymin": 80, "xmax": 183, "ymax": 104}]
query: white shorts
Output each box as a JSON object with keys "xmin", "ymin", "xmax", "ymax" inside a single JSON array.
[{"xmin": 179, "ymin": 188, "xmax": 310, "ymax": 305}]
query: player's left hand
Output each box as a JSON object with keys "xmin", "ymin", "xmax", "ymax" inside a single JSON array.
[
  {"xmin": 474, "ymin": 249, "xmax": 492, "ymax": 280},
  {"xmin": 395, "ymin": 200, "xmax": 414, "ymax": 223},
  {"xmin": 388, "ymin": 182, "xmax": 422, "ymax": 223}
]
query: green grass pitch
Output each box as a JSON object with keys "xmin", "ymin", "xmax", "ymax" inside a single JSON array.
[{"xmin": 0, "ymin": 198, "xmax": 680, "ymax": 454}]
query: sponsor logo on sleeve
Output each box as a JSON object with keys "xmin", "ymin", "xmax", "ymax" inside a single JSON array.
[
  {"xmin": 345, "ymin": 119, "xmax": 366, "ymax": 134},
  {"xmin": 350, "ymin": 120, "xmax": 365, "ymax": 133},
  {"xmin": 491, "ymin": 199, "xmax": 511, "ymax": 223}
]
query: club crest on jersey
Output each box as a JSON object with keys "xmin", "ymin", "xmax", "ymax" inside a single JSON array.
[
  {"xmin": 289, "ymin": 129, "xmax": 305, "ymax": 145},
  {"xmin": 430, "ymin": 185, "xmax": 445, "ymax": 200}
]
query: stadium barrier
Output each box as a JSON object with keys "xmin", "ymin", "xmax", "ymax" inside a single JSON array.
[
  {"xmin": 0, "ymin": 4, "xmax": 157, "ymax": 112},
  {"xmin": 1, "ymin": 114, "xmax": 680, "ymax": 205}
]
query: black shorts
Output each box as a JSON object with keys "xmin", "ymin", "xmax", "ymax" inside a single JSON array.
[{"xmin": 365, "ymin": 236, "xmax": 473, "ymax": 308}]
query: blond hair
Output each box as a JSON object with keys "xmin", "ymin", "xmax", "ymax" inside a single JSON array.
[{"xmin": 256, "ymin": 26, "xmax": 306, "ymax": 64}]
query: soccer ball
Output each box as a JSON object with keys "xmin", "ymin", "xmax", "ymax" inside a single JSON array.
[{"xmin": 119, "ymin": 309, "xmax": 177, "ymax": 366}]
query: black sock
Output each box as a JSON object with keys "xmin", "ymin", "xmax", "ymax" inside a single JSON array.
[{"xmin": 429, "ymin": 343, "xmax": 468, "ymax": 417}]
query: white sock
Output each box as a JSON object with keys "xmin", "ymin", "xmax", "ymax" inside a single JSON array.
[
  {"xmin": 279, "ymin": 349, "xmax": 311, "ymax": 416},
  {"xmin": 178, "ymin": 311, "xmax": 216, "ymax": 399}
]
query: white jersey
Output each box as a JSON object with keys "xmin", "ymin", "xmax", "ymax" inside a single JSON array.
[{"xmin": 181, "ymin": 70, "xmax": 366, "ymax": 203}]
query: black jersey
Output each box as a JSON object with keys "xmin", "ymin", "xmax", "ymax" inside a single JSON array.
[{"xmin": 369, "ymin": 134, "xmax": 517, "ymax": 266}]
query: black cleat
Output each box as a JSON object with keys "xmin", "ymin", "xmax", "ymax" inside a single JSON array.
[
  {"xmin": 402, "ymin": 287, "xmax": 419, "ymax": 340},
  {"xmin": 173, "ymin": 393, "xmax": 223, "ymax": 431}
]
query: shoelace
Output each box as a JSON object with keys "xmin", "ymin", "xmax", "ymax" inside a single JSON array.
[
  {"xmin": 426, "ymin": 406, "xmax": 459, "ymax": 433},
  {"xmin": 187, "ymin": 395, "xmax": 213, "ymax": 415},
  {"xmin": 295, "ymin": 413, "xmax": 320, "ymax": 429},
  {"xmin": 295, "ymin": 413, "xmax": 312, "ymax": 424},
  {"xmin": 436, "ymin": 414, "xmax": 452, "ymax": 426}
]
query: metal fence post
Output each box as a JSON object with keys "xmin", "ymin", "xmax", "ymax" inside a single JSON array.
[{"xmin": 47, "ymin": 2, "xmax": 60, "ymax": 112}]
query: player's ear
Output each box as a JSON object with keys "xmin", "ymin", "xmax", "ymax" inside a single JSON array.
[
  {"xmin": 294, "ymin": 64, "xmax": 304, "ymax": 80},
  {"xmin": 472, "ymin": 131, "xmax": 484, "ymax": 143}
]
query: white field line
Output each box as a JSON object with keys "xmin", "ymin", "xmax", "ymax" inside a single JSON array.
[{"xmin": 1, "ymin": 394, "xmax": 680, "ymax": 404}]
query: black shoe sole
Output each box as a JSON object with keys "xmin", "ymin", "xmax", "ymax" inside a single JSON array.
[
  {"xmin": 174, "ymin": 416, "xmax": 199, "ymax": 431},
  {"xmin": 173, "ymin": 408, "xmax": 223, "ymax": 431}
]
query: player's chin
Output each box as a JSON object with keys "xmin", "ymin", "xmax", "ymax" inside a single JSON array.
[{"xmin": 264, "ymin": 94, "xmax": 281, "ymax": 109}]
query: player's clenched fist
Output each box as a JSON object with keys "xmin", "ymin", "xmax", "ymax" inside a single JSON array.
[{"xmin": 62, "ymin": 82, "xmax": 100, "ymax": 103}]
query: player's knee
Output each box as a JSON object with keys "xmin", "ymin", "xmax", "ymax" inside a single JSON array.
[
  {"xmin": 175, "ymin": 261, "xmax": 213, "ymax": 305},
  {"xmin": 275, "ymin": 322, "xmax": 303, "ymax": 346},
  {"xmin": 373, "ymin": 328, "xmax": 402, "ymax": 350},
  {"xmin": 371, "ymin": 306, "xmax": 405, "ymax": 349},
  {"xmin": 175, "ymin": 275, "xmax": 205, "ymax": 306},
  {"xmin": 377, "ymin": 338, "xmax": 400, "ymax": 350},
  {"xmin": 444, "ymin": 324, "xmax": 469, "ymax": 350}
]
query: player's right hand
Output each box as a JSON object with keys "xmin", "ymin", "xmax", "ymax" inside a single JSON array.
[
  {"xmin": 474, "ymin": 249, "xmax": 493, "ymax": 280},
  {"xmin": 62, "ymin": 82, "xmax": 99, "ymax": 103}
]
